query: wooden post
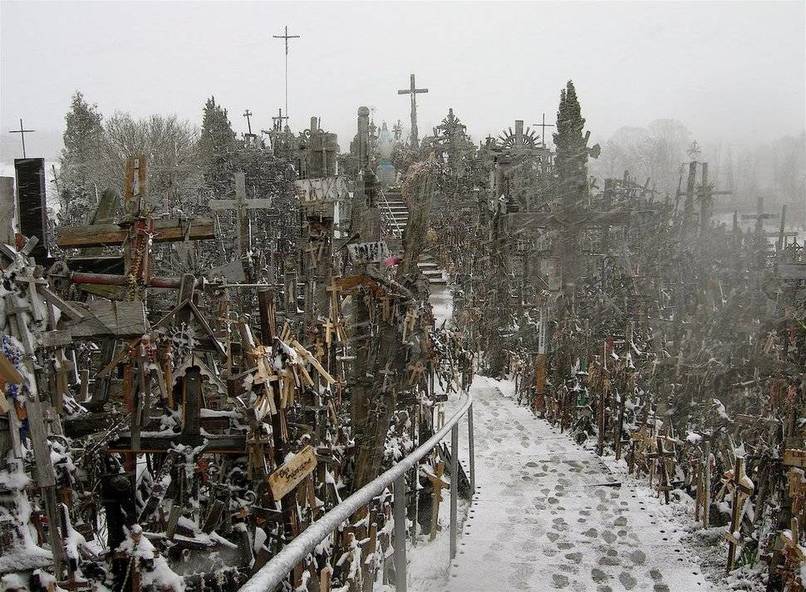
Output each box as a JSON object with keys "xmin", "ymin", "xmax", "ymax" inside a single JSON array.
[
  {"xmin": 614, "ymin": 394, "xmax": 625, "ymax": 461},
  {"xmin": 725, "ymin": 457, "xmax": 754, "ymax": 573},
  {"xmin": 428, "ymin": 462, "xmax": 445, "ymax": 541},
  {"xmin": 702, "ymin": 440, "xmax": 711, "ymax": 528}
]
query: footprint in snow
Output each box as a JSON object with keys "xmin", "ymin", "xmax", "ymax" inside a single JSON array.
[
  {"xmin": 618, "ymin": 571, "xmax": 637, "ymax": 590},
  {"xmin": 551, "ymin": 573, "xmax": 570, "ymax": 588},
  {"xmin": 629, "ymin": 550, "xmax": 646, "ymax": 565},
  {"xmin": 591, "ymin": 567, "xmax": 610, "ymax": 583}
]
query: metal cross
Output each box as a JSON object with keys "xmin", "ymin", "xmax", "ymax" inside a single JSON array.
[
  {"xmin": 9, "ymin": 118, "xmax": 35, "ymax": 158},
  {"xmin": 273, "ymin": 25, "xmax": 301, "ymax": 121},
  {"xmin": 532, "ymin": 112, "xmax": 555, "ymax": 148},
  {"xmin": 397, "ymin": 74, "xmax": 428, "ymax": 149},
  {"xmin": 243, "ymin": 109, "xmax": 253, "ymax": 135}
]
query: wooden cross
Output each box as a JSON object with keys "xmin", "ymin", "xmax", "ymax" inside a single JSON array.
[
  {"xmin": 724, "ymin": 457, "xmax": 754, "ymax": 573},
  {"xmin": 397, "ymin": 74, "xmax": 428, "ymax": 149},
  {"xmin": 532, "ymin": 112, "xmax": 555, "ymax": 148},
  {"xmin": 271, "ymin": 107, "xmax": 289, "ymax": 132},
  {"xmin": 57, "ymin": 157, "xmax": 215, "ymax": 289},
  {"xmin": 647, "ymin": 436, "xmax": 676, "ymax": 504},
  {"xmin": 243, "ymin": 109, "xmax": 254, "ymax": 135},
  {"xmin": 208, "ymin": 171, "xmax": 274, "ymax": 275},
  {"xmin": 426, "ymin": 461, "xmax": 446, "ymax": 540},
  {"xmin": 9, "ymin": 117, "xmax": 35, "ymax": 158},
  {"xmin": 628, "ymin": 428, "xmax": 652, "ymax": 478}
]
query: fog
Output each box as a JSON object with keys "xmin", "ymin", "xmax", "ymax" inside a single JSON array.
[{"xmin": 1, "ymin": 1, "xmax": 804, "ymax": 170}]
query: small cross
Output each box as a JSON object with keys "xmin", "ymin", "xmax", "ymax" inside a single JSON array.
[
  {"xmin": 9, "ymin": 118, "xmax": 35, "ymax": 158},
  {"xmin": 532, "ymin": 112, "xmax": 555, "ymax": 148},
  {"xmin": 272, "ymin": 108, "xmax": 289, "ymax": 132},
  {"xmin": 243, "ymin": 109, "xmax": 253, "ymax": 135}
]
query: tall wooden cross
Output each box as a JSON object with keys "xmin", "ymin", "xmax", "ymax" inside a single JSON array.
[
  {"xmin": 243, "ymin": 109, "xmax": 254, "ymax": 135},
  {"xmin": 208, "ymin": 172, "xmax": 274, "ymax": 277},
  {"xmin": 9, "ymin": 118, "xmax": 35, "ymax": 158},
  {"xmin": 397, "ymin": 74, "xmax": 428, "ymax": 149},
  {"xmin": 56, "ymin": 156, "xmax": 217, "ymax": 289},
  {"xmin": 532, "ymin": 112, "xmax": 555, "ymax": 148},
  {"xmin": 273, "ymin": 25, "xmax": 301, "ymax": 119}
]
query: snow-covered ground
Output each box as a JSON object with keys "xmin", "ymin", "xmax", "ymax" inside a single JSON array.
[
  {"xmin": 430, "ymin": 285, "xmax": 453, "ymax": 327},
  {"xmin": 406, "ymin": 376, "xmax": 726, "ymax": 591}
]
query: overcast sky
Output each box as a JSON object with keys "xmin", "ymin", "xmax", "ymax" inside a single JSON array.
[{"xmin": 1, "ymin": 0, "xmax": 804, "ymax": 165}]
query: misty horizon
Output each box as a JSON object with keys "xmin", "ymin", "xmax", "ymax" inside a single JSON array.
[{"xmin": 2, "ymin": 0, "xmax": 805, "ymax": 176}]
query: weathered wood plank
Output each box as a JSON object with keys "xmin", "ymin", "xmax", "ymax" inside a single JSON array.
[
  {"xmin": 784, "ymin": 449, "xmax": 806, "ymax": 468},
  {"xmin": 267, "ymin": 445, "xmax": 317, "ymax": 500},
  {"xmin": 56, "ymin": 218, "xmax": 215, "ymax": 248}
]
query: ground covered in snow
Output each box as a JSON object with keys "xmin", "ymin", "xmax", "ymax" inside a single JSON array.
[{"xmin": 408, "ymin": 377, "xmax": 732, "ymax": 592}]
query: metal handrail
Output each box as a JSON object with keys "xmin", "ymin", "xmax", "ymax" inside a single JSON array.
[
  {"xmin": 240, "ymin": 390, "xmax": 475, "ymax": 592},
  {"xmin": 379, "ymin": 188, "xmax": 406, "ymax": 238}
]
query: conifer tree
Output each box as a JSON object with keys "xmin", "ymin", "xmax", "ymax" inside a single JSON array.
[
  {"xmin": 552, "ymin": 80, "xmax": 599, "ymax": 293},
  {"xmin": 553, "ymin": 81, "xmax": 589, "ymax": 209},
  {"xmin": 198, "ymin": 96, "xmax": 237, "ymax": 197},
  {"xmin": 58, "ymin": 91, "xmax": 104, "ymax": 225}
]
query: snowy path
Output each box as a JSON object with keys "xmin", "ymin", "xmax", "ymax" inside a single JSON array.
[{"xmin": 443, "ymin": 377, "xmax": 717, "ymax": 592}]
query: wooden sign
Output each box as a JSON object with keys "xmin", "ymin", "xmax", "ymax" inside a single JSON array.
[
  {"xmin": 347, "ymin": 241, "xmax": 389, "ymax": 264},
  {"xmin": 295, "ymin": 176, "xmax": 348, "ymax": 204},
  {"xmin": 267, "ymin": 445, "xmax": 317, "ymax": 500},
  {"xmin": 784, "ymin": 449, "xmax": 806, "ymax": 468}
]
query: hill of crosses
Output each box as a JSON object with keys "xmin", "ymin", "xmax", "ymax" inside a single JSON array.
[{"xmin": 1, "ymin": 79, "xmax": 806, "ymax": 592}]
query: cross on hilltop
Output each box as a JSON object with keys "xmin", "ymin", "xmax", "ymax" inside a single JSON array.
[{"xmin": 397, "ymin": 74, "xmax": 428, "ymax": 149}]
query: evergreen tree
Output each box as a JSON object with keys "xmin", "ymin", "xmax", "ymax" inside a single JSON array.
[
  {"xmin": 197, "ymin": 96, "xmax": 237, "ymax": 198},
  {"xmin": 59, "ymin": 91, "xmax": 104, "ymax": 225},
  {"xmin": 553, "ymin": 81, "xmax": 589, "ymax": 208},
  {"xmin": 553, "ymin": 80, "xmax": 593, "ymax": 292}
]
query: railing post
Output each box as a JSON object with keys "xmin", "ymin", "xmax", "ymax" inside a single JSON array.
[
  {"xmin": 394, "ymin": 474, "xmax": 407, "ymax": 592},
  {"xmin": 468, "ymin": 403, "xmax": 475, "ymax": 493},
  {"xmin": 450, "ymin": 423, "xmax": 459, "ymax": 560}
]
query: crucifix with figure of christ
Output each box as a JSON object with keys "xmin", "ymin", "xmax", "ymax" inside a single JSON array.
[
  {"xmin": 243, "ymin": 109, "xmax": 254, "ymax": 135},
  {"xmin": 9, "ymin": 118, "xmax": 35, "ymax": 158},
  {"xmin": 397, "ymin": 74, "xmax": 428, "ymax": 149}
]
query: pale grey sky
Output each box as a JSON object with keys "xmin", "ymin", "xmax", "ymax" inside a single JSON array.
[{"xmin": 1, "ymin": 0, "xmax": 804, "ymax": 165}]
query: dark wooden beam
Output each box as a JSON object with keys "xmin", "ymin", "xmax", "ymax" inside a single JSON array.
[{"xmin": 56, "ymin": 218, "xmax": 215, "ymax": 248}]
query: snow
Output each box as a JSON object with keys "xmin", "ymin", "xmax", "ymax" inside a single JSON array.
[
  {"xmin": 405, "ymin": 377, "xmax": 726, "ymax": 591},
  {"xmin": 429, "ymin": 285, "xmax": 453, "ymax": 327}
]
